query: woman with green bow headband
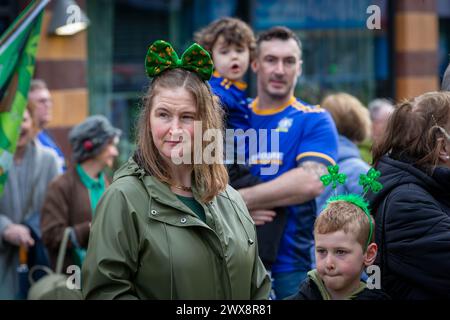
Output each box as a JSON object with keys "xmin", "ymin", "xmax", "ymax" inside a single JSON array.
[{"xmin": 81, "ymin": 40, "xmax": 271, "ymax": 300}]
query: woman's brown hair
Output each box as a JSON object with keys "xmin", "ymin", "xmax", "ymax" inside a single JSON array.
[
  {"xmin": 321, "ymin": 93, "xmax": 371, "ymax": 143},
  {"xmin": 372, "ymin": 91, "xmax": 450, "ymax": 171},
  {"xmin": 137, "ymin": 68, "xmax": 228, "ymax": 203}
]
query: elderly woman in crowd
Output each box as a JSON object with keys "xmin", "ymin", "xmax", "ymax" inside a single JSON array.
[{"xmin": 41, "ymin": 115, "xmax": 120, "ymax": 270}]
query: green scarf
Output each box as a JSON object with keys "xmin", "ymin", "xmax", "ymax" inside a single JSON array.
[{"xmin": 76, "ymin": 164, "xmax": 106, "ymax": 214}]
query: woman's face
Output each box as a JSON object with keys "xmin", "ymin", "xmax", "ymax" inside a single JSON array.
[
  {"xmin": 17, "ymin": 109, "xmax": 33, "ymax": 148},
  {"xmin": 150, "ymin": 86, "xmax": 197, "ymax": 164},
  {"xmin": 93, "ymin": 137, "xmax": 119, "ymax": 169}
]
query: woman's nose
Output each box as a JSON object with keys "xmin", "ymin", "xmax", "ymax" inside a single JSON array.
[
  {"xmin": 111, "ymin": 145, "xmax": 119, "ymax": 157},
  {"xmin": 169, "ymin": 118, "xmax": 181, "ymax": 131},
  {"xmin": 168, "ymin": 118, "xmax": 184, "ymax": 137}
]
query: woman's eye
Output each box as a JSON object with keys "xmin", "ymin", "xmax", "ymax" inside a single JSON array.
[
  {"xmin": 182, "ymin": 115, "xmax": 194, "ymax": 121},
  {"xmin": 158, "ymin": 112, "xmax": 169, "ymax": 119}
]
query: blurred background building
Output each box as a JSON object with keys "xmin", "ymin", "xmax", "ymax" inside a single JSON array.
[{"xmin": 1, "ymin": 0, "xmax": 449, "ymax": 167}]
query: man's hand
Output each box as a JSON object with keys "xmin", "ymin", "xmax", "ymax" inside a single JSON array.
[
  {"xmin": 2, "ymin": 224, "xmax": 35, "ymax": 248},
  {"xmin": 249, "ymin": 210, "xmax": 277, "ymax": 226}
]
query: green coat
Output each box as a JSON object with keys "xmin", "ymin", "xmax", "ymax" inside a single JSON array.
[{"xmin": 82, "ymin": 158, "xmax": 271, "ymax": 300}]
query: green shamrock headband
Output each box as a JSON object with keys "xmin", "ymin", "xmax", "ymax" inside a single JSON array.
[
  {"xmin": 320, "ymin": 165, "xmax": 384, "ymax": 249},
  {"xmin": 145, "ymin": 40, "xmax": 213, "ymax": 81}
]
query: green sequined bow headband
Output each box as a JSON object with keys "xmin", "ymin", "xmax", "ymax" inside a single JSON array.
[
  {"xmin": 145, "ymin": 40, "xmax": 214, "ymax": 81},
  {"xmin": 320, "ymin": 165, "xmax": 384, "ymax": 249}
]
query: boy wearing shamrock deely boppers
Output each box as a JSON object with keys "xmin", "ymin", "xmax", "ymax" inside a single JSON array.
[{"xmin": 288, "ymin": 166, "xmax": 390, "ymax": 300}]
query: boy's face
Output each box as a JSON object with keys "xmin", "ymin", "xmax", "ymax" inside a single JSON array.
[
  {"xmin": 211, "ymin": 35, "xmax": 250, "ymax": 82},
  {"xmin": 315, "ymin": 229, "xmax": 377, "ymax": 299}
]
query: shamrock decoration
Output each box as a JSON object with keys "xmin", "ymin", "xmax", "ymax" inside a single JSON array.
[
  {"xmin": 145, "ymin": 40, "xmax": 213, "ymax": 81},
  {"xmin": 320, "ymin": 165, "xmax": 347, "ymax": 189},
  {"xmin": 359, "ymin": 168, "xmax": 383, "ymax": 193}
]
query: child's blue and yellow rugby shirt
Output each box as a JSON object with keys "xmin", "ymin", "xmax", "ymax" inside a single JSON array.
[
  {"xmin": 249, "ymin": 96, "xmax": 338, "ymax": 274},
  {"xmin": 209, "ymin": 71, "xmax": 251, "ymax": 131}
]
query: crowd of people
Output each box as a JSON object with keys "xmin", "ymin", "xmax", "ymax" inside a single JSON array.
[{"xmin": 0, "ymin": 17, "xmax": 449, "ymax": 300}]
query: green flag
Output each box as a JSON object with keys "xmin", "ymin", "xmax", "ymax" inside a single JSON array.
[{"xmin": 0, "ymin": 0, "xmax": 49, "ymax": 196}]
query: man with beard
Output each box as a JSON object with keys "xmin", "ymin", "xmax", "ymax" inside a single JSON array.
[{"xmin": 238, "ymin": 26, "xmax": 339, "ymax": 299}]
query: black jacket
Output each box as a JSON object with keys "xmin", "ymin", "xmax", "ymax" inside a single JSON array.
[
  {"xmin": 367, "ymin": 155, "xmax": 450, "ymax": 299},
  {"xmin": 288, "ymin": 277, "xmax": 390, "ymax": 300},
  {"xmin": 227, "ymin": 163, "xmax": 287, "ymax": 271}
]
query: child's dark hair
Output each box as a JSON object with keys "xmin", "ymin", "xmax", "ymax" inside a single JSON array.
[{"xmin": 194, "ymin": 17, "xmax": 256, "ymax": 58}]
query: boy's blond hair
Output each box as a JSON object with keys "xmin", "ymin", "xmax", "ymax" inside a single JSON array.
[
  {"xmin": 194, "ymin": 17, "xmax": 256, "ymax": 59},
  {"xmin": 315, "ymin": 201, "xmax": 375, "ymax": 250}
]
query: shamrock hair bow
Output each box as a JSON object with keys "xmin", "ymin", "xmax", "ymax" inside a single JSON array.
[
  {"xmin": 320, "ymin": 165, "xmax": 347, "ymax": 190},
  {"xmin": 145, "ymin": 40, "xmax": 213, "ymax": 81},
  {"xmin": 359, "ymin": 168, "xmax": 383, "ymax": 193}
]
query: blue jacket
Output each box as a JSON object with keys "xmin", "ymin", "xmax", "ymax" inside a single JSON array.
[
  {"xmin": 316, "ymin": 135, "xmax": 369, "ymax": 215},
  {"xmin": 209, "ymin": 72, "xmax": 251, "ymax": 131},
  {"xmin": 38, "ymin": 131, "xmax": 66, "ymax": 173}
]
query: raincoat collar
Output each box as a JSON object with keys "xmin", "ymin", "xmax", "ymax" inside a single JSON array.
[{"xmin": 113, "ymin": 156, "xmax": 217, "ymax": 228}]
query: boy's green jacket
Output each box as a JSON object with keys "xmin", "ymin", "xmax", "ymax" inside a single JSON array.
[{"xmin": 81, "ymin": 157, "xmax": 271, "ymax": 300}]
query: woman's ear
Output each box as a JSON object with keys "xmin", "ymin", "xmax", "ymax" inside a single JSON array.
[
  {"xmin": 363, "ymin": 242, "xmax": 378, "ymax": 267},
  {"xmin": 437, "ymin": 137, "xmax": 450, "ymax": 163}
]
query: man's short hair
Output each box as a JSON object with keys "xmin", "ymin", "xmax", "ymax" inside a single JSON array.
[
  {"xmin": 194, "ymin": 17, "xmax": 256, "ymax": 58},
  {"xmin": 256, "ymin": 26, "xmax": 302, "ymax": 56},
  {"xmin": 30, "ymin": 79, "xmax": 48, "ymax": 92},
  {"xmin": 315, "ymin": 201, "xmax": 374, "ymax": 250}
]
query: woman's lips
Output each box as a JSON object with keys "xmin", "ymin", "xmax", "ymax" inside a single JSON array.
[{"xmin": 165, "ymin": 141, "xmax": 182, "ymax": 146}]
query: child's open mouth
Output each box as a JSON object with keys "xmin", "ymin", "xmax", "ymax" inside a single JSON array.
[{"xmin": 230, "ymin": 63, "xmax": 240, "ymax": 73}]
